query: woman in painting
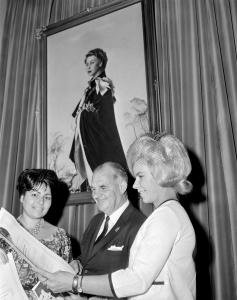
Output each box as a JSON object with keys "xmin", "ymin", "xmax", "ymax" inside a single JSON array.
[
  {"xmin": 0, "ymin": 168, "xmax": 72, "ymax": 299},
  {"xmin": 69, "ymin": 48, "xmax": 126, "ymax": 188}
]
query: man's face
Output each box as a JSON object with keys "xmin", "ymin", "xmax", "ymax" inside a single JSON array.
[{"xmin": 91, "ymin": 167, "xmax": 124, "ymax": 215}]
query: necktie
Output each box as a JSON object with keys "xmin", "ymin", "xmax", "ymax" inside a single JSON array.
[{"xmin": 95, "ymin": 215, "xmax": 110, "ymax": 244}]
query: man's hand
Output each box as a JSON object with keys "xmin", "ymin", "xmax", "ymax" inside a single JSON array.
[{"xmin": 36, "ymin": 268, "xmax": 74, "ymax": 294}]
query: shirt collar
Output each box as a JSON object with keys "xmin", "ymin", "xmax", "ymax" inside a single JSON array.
[{"xmin": 108, "ymin": 200, "xmax": 129, "ymax": 229}]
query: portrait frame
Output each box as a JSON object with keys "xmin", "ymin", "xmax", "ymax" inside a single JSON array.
[{"xmin": 39, "ymin": 0, "xmax": 159, "ymax": 205}]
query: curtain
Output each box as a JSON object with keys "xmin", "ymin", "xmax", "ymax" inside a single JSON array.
[
  {"xmin": 0, "ymin": 0, "xmax": 53, "ymax": 215},
  {"xmin": 155, "ymin": 0, "xmax": 237, "ymax": 299}
]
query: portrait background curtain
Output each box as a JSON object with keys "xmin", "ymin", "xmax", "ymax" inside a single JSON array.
[
  {"xmin": 0, "ymin": 0, "xmax": 237, "ymax": 299},
  {"xmin": 154, "ymin": 0, "xmax": 237, "ymax": 299}
]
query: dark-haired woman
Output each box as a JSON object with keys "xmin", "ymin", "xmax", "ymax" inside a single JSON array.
[
  {"xmin": 70, "ymin": 48, "xmax": 126, "ymax": 188},
  {"xmin": 0, "ymin": 168, "xmax": 72, "ymax": 299}
]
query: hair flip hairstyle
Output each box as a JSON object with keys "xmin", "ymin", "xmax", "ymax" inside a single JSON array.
[{"xmin": 126, "ymin": 133, "xmax": 193, "ymax": 195}]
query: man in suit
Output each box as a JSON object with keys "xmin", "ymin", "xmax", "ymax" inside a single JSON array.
[{"xmin": 75, "ymin": 161, "xmax": 146, "ymax": 298}]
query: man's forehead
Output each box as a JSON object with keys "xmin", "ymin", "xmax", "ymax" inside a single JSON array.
[{"xmin": 92, "ymin": 167, "xmax": 115, "ymax": 185}]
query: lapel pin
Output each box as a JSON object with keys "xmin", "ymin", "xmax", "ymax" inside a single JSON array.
[{"xmin": 115, "ymin": 227, "xmax": 120, "ymax": 232}]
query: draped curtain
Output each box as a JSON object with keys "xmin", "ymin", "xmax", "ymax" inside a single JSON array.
[
  {"xmin": 0, "ymin": 0, "xmax": 237, "ymax": 299},
  {"xmin": 0, "ymin": 0, "xmax": 54, "ymax": 215},
  {"xmin": 155, "ymin": 1, "xmax": 237, "ymax": 299}
]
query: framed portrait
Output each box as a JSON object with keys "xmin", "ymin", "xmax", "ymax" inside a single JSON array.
[{"xmin": 39, "ymin": 0, "xmax": 158, "ymax": 204}]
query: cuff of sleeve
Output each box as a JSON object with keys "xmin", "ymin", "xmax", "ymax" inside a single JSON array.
[{"xmin": 108, "ymin": 273, "xmax": 118, "ymax": 298}]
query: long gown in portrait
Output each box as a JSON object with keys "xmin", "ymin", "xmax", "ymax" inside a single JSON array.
[{"xmin": 70, "ymin": 71, "xmax": 127, "ymax": 185}]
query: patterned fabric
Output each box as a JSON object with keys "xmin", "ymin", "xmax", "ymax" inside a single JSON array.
[{"xmin": 0, "ymin": 227, "xmax": 72, "ymax": 299}]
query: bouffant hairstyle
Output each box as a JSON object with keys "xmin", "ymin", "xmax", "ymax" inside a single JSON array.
[
  {"xmin": 84, "ymin": 48, "xmax": 108, "ymax": 70},
  {"xmin": 16, "ymin": 169, "xmax": 59, "ymax": 196},
  {"xmin": 126, "ymin": 133, "xmax": 193, "ymax": 195}
]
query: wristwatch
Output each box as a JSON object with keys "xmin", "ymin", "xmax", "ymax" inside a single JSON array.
[
  {"xmin": 72, "ymin": 274, "xmax": 79, "ymax": 294},
  {"xmin": 78, "ymin": 274, "xmax": 83, "ymax": 293},
  {"xmin": 72, "ymin": 274, "xmax": 83, "ymax": 294}
]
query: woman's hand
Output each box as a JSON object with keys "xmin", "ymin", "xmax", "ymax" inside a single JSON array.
[
  {"xmin": 0, "ymin": 248, "xmax": 8, "ymax": 264},
  {"xmin": 70, "ymin": 259, "xmax": 83, "ymax": 274},
  {"xmin": 36, "ymin": 268, "xmax": 74, "ymax": 294}
]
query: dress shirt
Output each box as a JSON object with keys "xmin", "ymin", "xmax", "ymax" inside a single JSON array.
[{"xmin": 96, "ymin": 200, "xmax": 129, "ymax": 239}]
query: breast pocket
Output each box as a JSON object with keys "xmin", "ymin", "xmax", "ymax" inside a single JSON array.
[{"xmin": 104, "ymin": 249, "xmax": 128, "ymax": 272}]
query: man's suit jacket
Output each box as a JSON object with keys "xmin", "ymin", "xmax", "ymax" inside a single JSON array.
[{"xmin": 80, "ymin": 204, "xmax": 146, "ymax": 276}]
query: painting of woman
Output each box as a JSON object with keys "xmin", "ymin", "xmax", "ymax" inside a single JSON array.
[{"xmin": 69, "ymin": 48, "xmax": 127, "ymax": 189}]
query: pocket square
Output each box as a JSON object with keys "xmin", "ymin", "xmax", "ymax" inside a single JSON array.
[{"xmin": 107, "ymin": 245, "xmax": 124, "ymax": 251}]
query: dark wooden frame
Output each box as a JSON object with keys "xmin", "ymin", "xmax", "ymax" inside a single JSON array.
[{"xmin": 39, "ymin": 0, "xmax": 158, "ymax": 205}]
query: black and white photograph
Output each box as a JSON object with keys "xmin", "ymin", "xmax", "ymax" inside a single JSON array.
[{"xmin": 0, "ymin": 0, "xmax": 236, "ymax": 299}]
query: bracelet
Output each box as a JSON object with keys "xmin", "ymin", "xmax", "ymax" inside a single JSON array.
[
  {"xmin": 76, "ymin": 259, "xmax": 82, "ymax": 275},
  {"xmin": 72, "ymin": 274, "xmax": 79, "ymax": 294},
  {"xmin": 77, "ymin": 274, "xmax": 83, "ymax": 293}
]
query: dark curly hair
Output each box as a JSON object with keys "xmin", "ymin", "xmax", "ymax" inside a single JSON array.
[{"xmin": 16, "ymin": 169, "xmax": 59, "ymax": 196}]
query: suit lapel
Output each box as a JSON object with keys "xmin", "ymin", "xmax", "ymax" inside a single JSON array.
[
  {"xmin": 89, "ymin": 205, "xmax": 133, "ymax": 258},
  {"xmin": 86, "ymin": 215, "xmax": 104, "ymax": 259}
]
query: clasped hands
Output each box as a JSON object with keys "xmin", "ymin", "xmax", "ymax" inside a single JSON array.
[
  {"xmin": 36, "ymin": 261, "xmax": 107, "ymax": 300},
  {"xmin": 36, "ymin": 259, "xmax": 82, "ymax": 293}
]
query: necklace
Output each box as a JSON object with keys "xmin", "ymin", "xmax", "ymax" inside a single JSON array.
[{"xmin": 17, "ymin": 216, "xmax": 44, "ymax": 237}]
